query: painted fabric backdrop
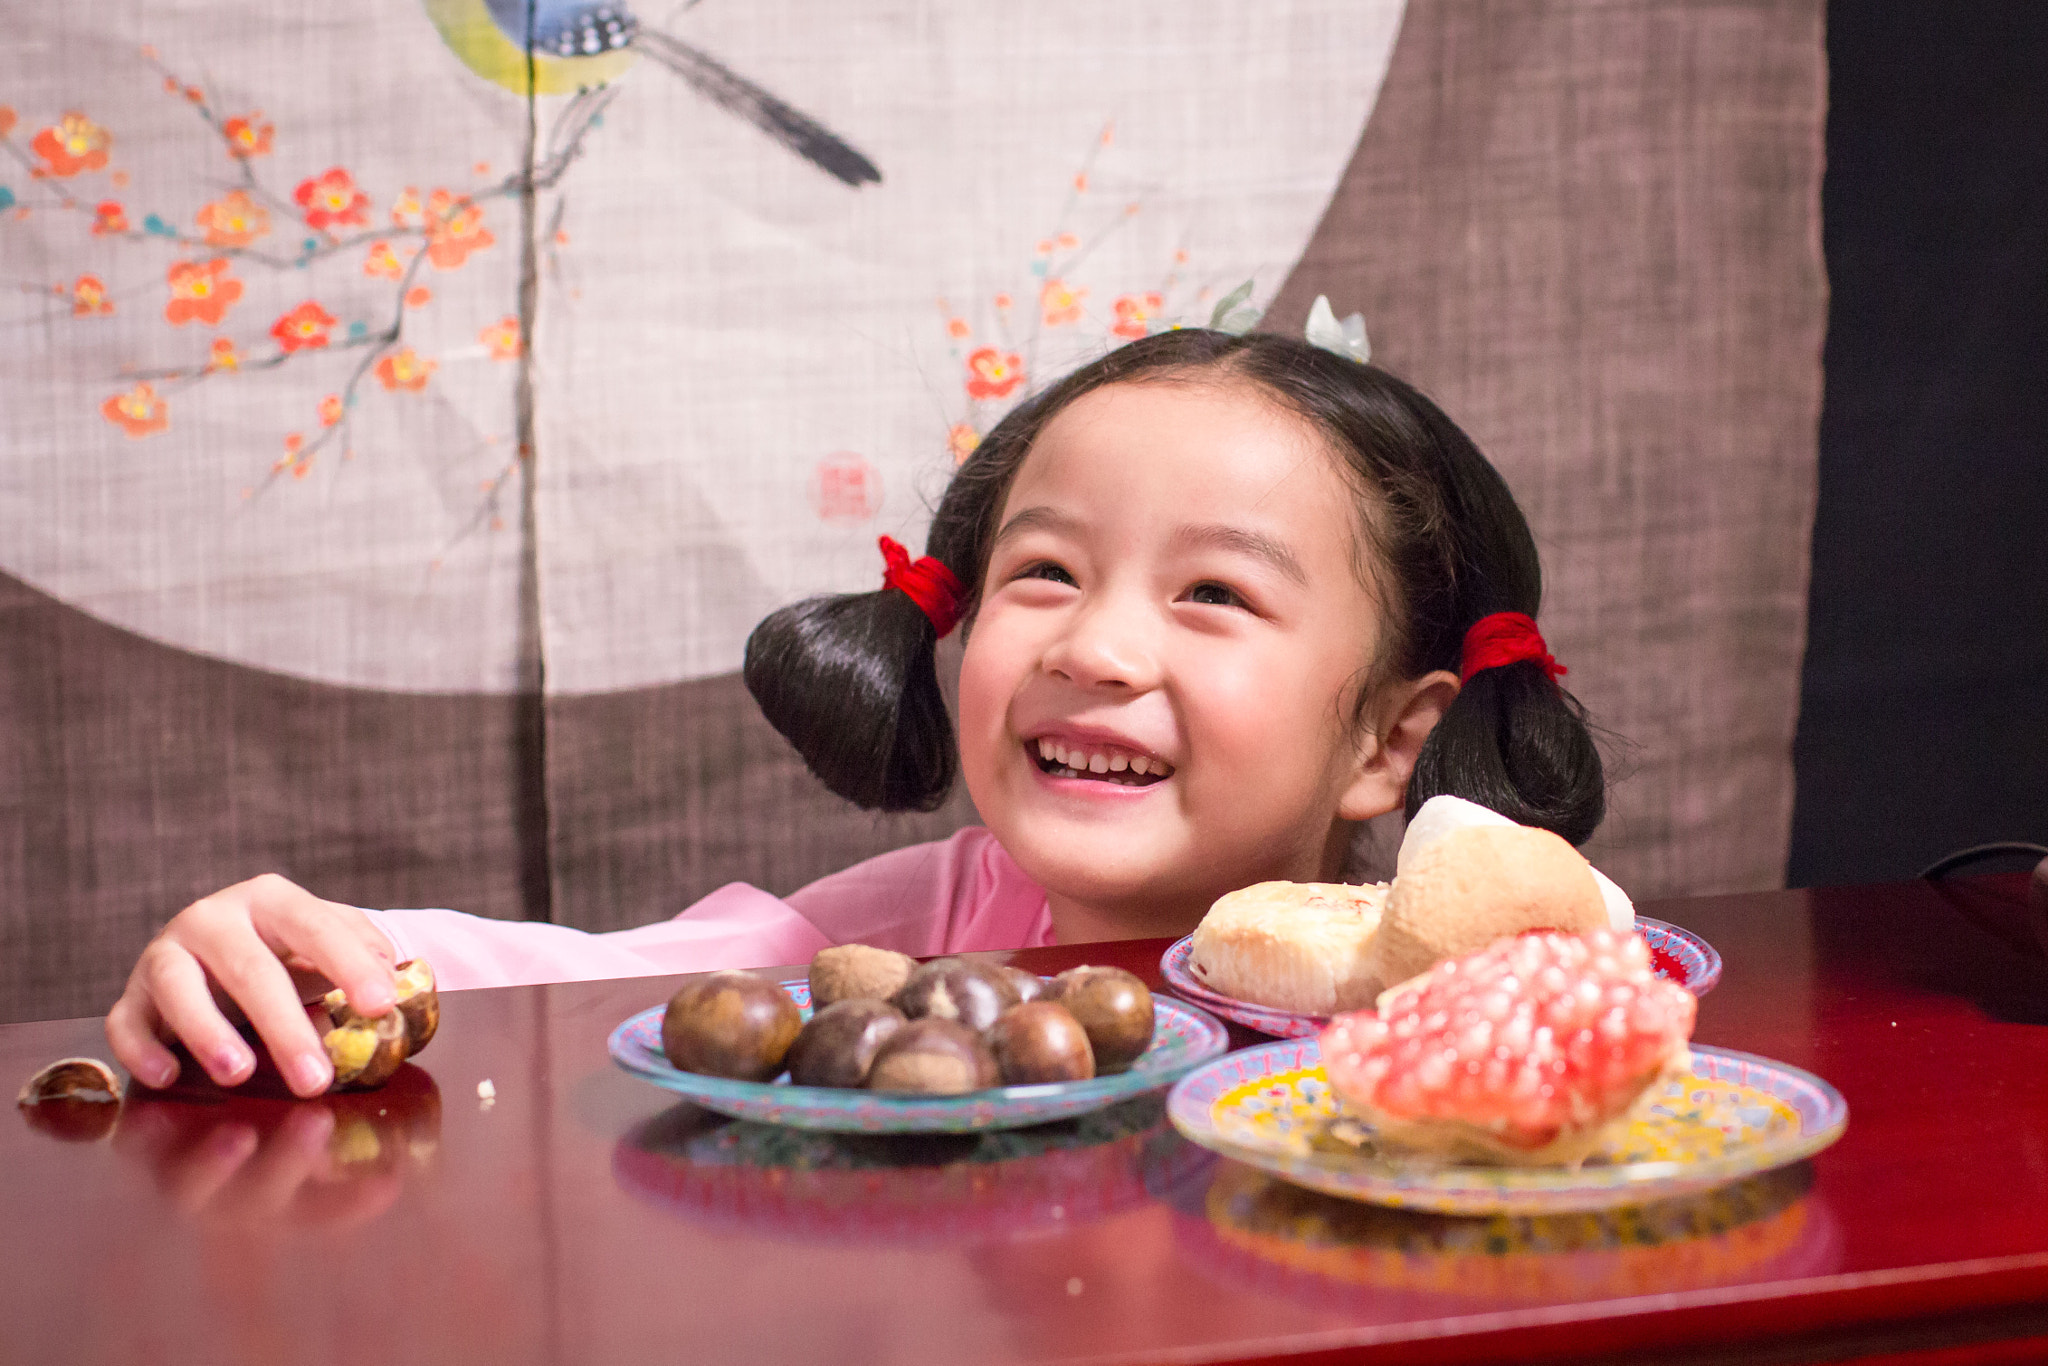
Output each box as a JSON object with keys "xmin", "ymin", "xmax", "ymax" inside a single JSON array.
[{"xmin": 0, "ymin": 0, "xmax": 1826, "ymax": 1022}]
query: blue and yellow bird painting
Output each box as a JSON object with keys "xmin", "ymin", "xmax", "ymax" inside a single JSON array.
[{"xmin": 421, "ymin": 0, "xmax": 881, "ymax": 186}]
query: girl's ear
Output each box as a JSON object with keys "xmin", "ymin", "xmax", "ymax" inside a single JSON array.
[{"xmin": 1337, "ymin": 670, "xmax": 1461, "ymax": 821}]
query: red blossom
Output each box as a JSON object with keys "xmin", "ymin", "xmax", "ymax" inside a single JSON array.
[
  {"xmin": 1110, "ymin": 291, "xmax": 1163, "ymax": 340},
  {"xmin": 294, "ymin": 167, "xmax": 369, "ymax": 230},
  {"xmin": 374, "ymin": 346, "xmax": 435, "ymax": 392},
  {"xmin": 31, "ymin": 113, "xmax": 111, "ymax": 177},
  {"xmin": 479, "ymin": 317, "xmax": 522, "ymax": 360},
  {"xmin": 71, "ymin": 274, "xmax": 113, "ymax": 316},
  {"xmin": 424, "ymin": 189, "xmax": 492, "ymax": 269},
  {"xmin": 102, "ymin": 383, "xmax": 168, "ymax": 438},
  {"xmin": 221, "ymin": 114, "xmax": 273, "ymax": 158},
  {"xmin": 947, "ymin": 423, "xmax": 981, "ymax": 464},
  {"xmin": 965, "ymin": 346, "xmax": 1024, "ymax": 400},
  {"xmin": 91, "ymin": 200, "xmax": 129, "ymax": 235},
  {"xmin": 362, "ymin": 241, "xmax": 403, "ymax": 279},
  {"xmin": 271, "ymin": 300, "xmax": 337, "ymax": 353},
  {"xmin": 165, "ymin": 258, "xmax": 243, "ymax": 326},
  {"xmin": 1040, "ymin": 278, "xmax": 1086, "ymax": 327},
  {"xmin": 196, "ymin": 189, "xmax": 269, "ymax": 247}
]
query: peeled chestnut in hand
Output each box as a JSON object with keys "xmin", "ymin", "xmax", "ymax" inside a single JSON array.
[
  {"xmin": 865, "ymin": 1018, "xmax": 1000, "ymax": 1095},
  {"xmin": 325, "ymin": 1009, "xmax": 409, "ymax": 1090},
  {"xmin": 892, "ymin": 958, "xmax": 1019, "ymax": 1032},
  {"xmin": 1048, "ymin": 966, "xmax": 1155, "ymax": 1072},
  {"xmin": 987, "ymin": 1002, "xmax": 1095, "ymax": 1085},
  {"xmin": 808, "ymin": 944, "xmax": 917, "ymax": 1010},
  {"xmin": 325, "ymin": 958, "xmax": 439, "ymax": 1059},
  {"xmin": 662, "ymin": 971, "xmax": 803, "ymax": 1082},
  {"xmin": 786, "ymin": 999, "xmax": 906, "ymax": 1088}
]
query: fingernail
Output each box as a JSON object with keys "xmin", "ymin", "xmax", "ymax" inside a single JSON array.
[
  {"xmin": 290, "ymin": 1053, "xmax": 332, "ymax": 1096},
  {"xmin": 213, "ymin": 1044, "xmax": 253, "ymax": 1081},
  {"xmin": 141, "ymin": 1058, "xmax": 176, "ymax": 1088}
]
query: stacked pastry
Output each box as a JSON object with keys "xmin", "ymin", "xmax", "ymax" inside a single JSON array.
[{"xmin": 1189, "ymin": 796, "xmax": 1692, "ymax": 1165}]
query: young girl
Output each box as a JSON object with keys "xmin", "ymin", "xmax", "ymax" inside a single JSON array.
[{"xmin": 105, "ymin": 323, "xmax": 1604, "ymax": 1099}]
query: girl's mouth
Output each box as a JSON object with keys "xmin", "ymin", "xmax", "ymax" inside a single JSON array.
[{"xmin": 1029, "ymin": 738, "xmax": 1174, "ymax": 787}]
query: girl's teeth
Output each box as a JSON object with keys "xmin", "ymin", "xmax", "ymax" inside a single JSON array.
[{"xmin": 1032, "ymin": 739, "xmax": 1173, "ymax": 779}]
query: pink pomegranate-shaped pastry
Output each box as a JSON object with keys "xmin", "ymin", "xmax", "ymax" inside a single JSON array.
[{"xmin": 1320, "ymin": 927, "xmax": 1696, "ymax": 1166}]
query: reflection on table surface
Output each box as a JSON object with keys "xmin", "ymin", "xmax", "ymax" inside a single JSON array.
[
  {"xmin": 110, "ymin": 1064, "xmax": 442, "ymax": 1230},
  {"xmin": 614, "ymin": 1094, "xmax": 1209, "ymax": 1246},
  {"xmin": 1174, "ymin": 1158, "xmax": 1835, "ymax": 1308}
]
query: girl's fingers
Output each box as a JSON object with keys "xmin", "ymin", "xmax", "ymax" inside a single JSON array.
[
  {"xmin": 136, "ymin": 938, "xmax": 258, "ymax": 1088},
  {"xmin": 184, "ymin": 910, "xmax": 335, "ymax": 1097},
  {"xmin": 106, "ymin": 987, "xmax": 181, "ymax": 1090},
  {"xmin": 248, "ymin": 879, "xmax": 396, "ymax": 1020}
]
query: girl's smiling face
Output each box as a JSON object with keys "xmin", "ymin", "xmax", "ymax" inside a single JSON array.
[{"xmin": 957, "ymin": 378, "xmax": 1447, "ymax": 942}]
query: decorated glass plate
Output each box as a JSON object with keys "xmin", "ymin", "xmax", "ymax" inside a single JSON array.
[
  {"xmin": 609, "ymin": 980, "xmax": 1230, "ymax": 1134},
  {"xmin": 1166, "ymin": 1039, "xmax": 1845, "ymax": 1215},
  {"xmin": 1160, "ymin": 916, "xmax": 1722, "ymax": 1039}
]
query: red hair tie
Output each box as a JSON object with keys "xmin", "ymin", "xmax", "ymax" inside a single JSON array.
[
  {"xmin": 1459, "ymin": 611, "xmax": 1567, "ymax": 684},
  {"xmin": 879, "ymin": 535, "xmax": 965, "ymax": 638}
]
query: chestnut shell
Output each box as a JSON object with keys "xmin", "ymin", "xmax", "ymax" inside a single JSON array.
[
  {"xmin": 1048, "ymin": 966, "xmax": 1155, "ymax": 1072},
  {"xmin": 661, "ymin": 971, "xmax": 803, "ymax": 1082},
  {"xmin": 891, "ymin": 958, "xmax": 1019, "ymax": 1032},
  {"xmin": 987, "ymin": 1002, "xmax": 1095, "ymax": 1085},
  {"xmin": 786, "ymin": 999, "xmax": 906, "ymax": 1088},
  {"xmin": 865, "ymin": 1017, "xmax": 1000, "ymax": 1095},
  {"xmin": 808, "ymin": 944, "xmax": 918, "ymax": 1010}
]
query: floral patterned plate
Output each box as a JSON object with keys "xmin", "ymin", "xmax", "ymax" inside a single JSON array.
[
  {"xmin": 1166, "ymin": 1039, "xmax": 1846, "ymax": 1215},
  {"xmin": 1160, "ymin": 916, "xmax": 1722, "ymax": 1039},
  {"xmin": 609, "ymin": 980, "xmax": 1229, "ymax": 1134}
]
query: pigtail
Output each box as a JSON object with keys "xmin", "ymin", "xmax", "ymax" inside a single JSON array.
[
  {"xmin": 1408, "ymin": 663, "xmax": 1606, "ymax": 846},
  {"xmin": 743, "ymin": 586, "xmax": 956, "ymax": 811}
]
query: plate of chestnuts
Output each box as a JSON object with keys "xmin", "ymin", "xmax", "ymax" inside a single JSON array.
[{"xmin": 608, "ymin": 946, "xmax": 1230, "ymax": 1133}]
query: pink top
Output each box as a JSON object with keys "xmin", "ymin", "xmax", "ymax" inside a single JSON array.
[{"xmin": 363, "ymin": 827, "xmax": 1055, "ymax": 992}]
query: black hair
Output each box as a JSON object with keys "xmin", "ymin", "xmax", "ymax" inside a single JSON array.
[{"xmin": 743, "ymin": 328, "xmax": 1606, "ymax": 843}]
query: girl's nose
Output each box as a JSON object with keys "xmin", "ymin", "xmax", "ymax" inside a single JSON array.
[{"xmin": 1042, "ymin": 592, "xmax": 1163, "ymax": 691}]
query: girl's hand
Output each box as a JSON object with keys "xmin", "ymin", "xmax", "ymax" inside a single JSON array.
[{"xmin": 105, "ymin": 875, "xmax": 399, "ymax": 1098}]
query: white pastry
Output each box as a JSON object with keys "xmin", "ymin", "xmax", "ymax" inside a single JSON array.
[{"xmin": 1189, "ymin": 881, "xmax": 1389, "ymax": 1014}]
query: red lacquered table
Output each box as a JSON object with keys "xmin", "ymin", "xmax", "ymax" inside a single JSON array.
[{"xmin": 7, "ymin": 875, "xmax": 2048, "ymax": 1366}]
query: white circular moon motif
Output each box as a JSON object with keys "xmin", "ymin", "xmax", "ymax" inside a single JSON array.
[{"xmin": 0, "ymin": 0, "xmax": 1405, "ymax": 694}]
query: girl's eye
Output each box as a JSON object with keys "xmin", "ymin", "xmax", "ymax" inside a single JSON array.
[
  {"xmin": 1017, "ymin": 561, "xmax": 1076, "ymax": 587},
  {"xmin": 1185, "ymin": 581, "xmax": 1246, "ymax": 609}
]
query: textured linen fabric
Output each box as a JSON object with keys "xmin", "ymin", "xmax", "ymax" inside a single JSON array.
[
  {"xmin": 0, "ymin": 0, "xmax": 1827, "ymax": 1022},
  {"xmin": 1267, "ymin": 0, "xmax": 1828, "ymax": 899},
  {"xmin": 367, "ymin": 826, "xmax": 1052, "ymax": 990}
]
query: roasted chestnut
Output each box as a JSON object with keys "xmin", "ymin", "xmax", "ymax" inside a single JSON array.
[
  {"xmin": 865, "ymin": 1018, "xmax": 1000, "ymax": 1095},
  {"xmin": 786, "ymin": 999, "xmax": 906, "ymax": 1088},
  {"xmin": 998, "ymin": 965, "xmax": 1045, "ymax": 1005},
  {"xmin": 324, "ymin": 957, "xmax": 439, "ymax": 1058},
  {"xmin": 1047, "ymin": 966, "xmax": 1154, "ymax": 1071},
  {"xmin": 808, "ymin": 944, "xmax": 918, "ymax": 1009},
  {"xmin": 987, "ymin": 1002, "xmax": 1094, "ymax": 1085},
  {"xmin": 324, "ymin": 1009, "xmax": 409, "ymax": 1090},
  {"xmin": 892, "ymin": 958, "xmax": 1019, "ymax": 1031},
  {"xmin": 661, "ymin": 971, "xmax": 803, "ymax": 1082}
]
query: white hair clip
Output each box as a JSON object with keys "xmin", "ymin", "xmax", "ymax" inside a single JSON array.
[
  {"xmin": 1208, "ymin": 280, "xmax": 1262, "ymax": 335},
  {"xmin": 1305, "ymin": 295, "xmax": 1371, "ymax": 365}
]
